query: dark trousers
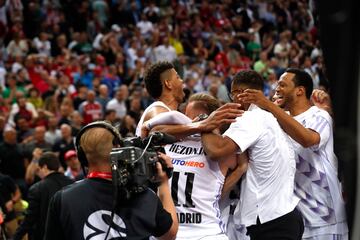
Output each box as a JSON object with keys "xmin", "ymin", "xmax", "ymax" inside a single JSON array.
[{"xmin": 246, "ymin": 208, "xmax": 304, "ymax": 240}]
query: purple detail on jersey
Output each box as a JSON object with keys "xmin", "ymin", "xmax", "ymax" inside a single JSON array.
[
  {"xmin": 213, "ymin": 185, "xmax": 226, "ymax": 233},
  {"xmin": 313, "ymin": 172, "xmax": 328, "ymax": 188},
  {"xmin": 309, "ymin": 207, "xmax": 323, "ymax": 214},
  {"xmin": 321, "ymin": 208, "xmax": 335, "ymax": 223},
  {"xmin": 317, "ymin": 120, "xmax": 328, "ymax": 134},
  {"xmin": 296, "ymin": 156, "xmax": 330, "ymax": 190}
]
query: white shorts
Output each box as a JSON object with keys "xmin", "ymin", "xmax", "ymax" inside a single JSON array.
[
  {"xmin": 303, "ymin": 233, "xmax": 348, "ymax": 240},
  {"xmin": 197, "ymin": 233, "xmax": 229, "ymax": 240}
]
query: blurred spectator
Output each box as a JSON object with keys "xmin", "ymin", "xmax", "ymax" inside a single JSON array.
[
  {"xmin": 254, "ymin": 51, "xmax": 271, "ymax": 78},
  {"xmin": 69, "ymin": 111, "xmax": 83, "ymax": 137},
  {"xmin": 10, "ymin": 94, "xmax": 37, "ymax": 127},
  {"xmin": 6, "ymin": 32, "xmax": 28, "ymax": 59},
  {"xmin": 27, "ymin": 87, "xmax": 43, "ymax": 110},
  {"xmin": 104, "ymin": 109, "xmax": 117, "ymax": 125},
  {"xmin": 106, "ymin": 85, "xmax": 128, "ymax": 120},
  {"xmin": 154, "ymin": 36, "xmax": 177, "ymax": 62},
  {"xmin": 14, "ymin": 152, "xmax": 73, "ymax": 240},
  {"xmin": 73, "ymin": 84, "xmax": 88, "ymax": 110},
  {"xmin": 127, "ymin": 96, "xmax": 142, "ymax": 123},
  {"xmin": 57, "ymin": 98, "xmax": 73, "ymax": 126},
  {"xmin": 246, "ymin": 31, "xmax": 261, "ymax": 61},
  {"xmin": 96, "ymin": 84, "xmax": 110, "ymax": 112},
  {"xmin": 273, "ymin": 31, "xmax": 291, "ymax": 68},
  {"xmin": 143, "ymin": 2, "xmax": 160, "ymax": 23},
  {"xmin": 78, "ymin": 90, "xmax": 103, "ymax": 125},
  {"xmin": 32, "ymin": 32, "xmax": 51, "ymax": 57},
  {"xmin": 0, "ymin": 172, "xmax": 19, "ymax": 238},
  {"xmin": 52, "ymin": 123, "xmax": 74, "ymax": 169},
  {"xmin": 101, "ymin": 64, "xmax": 121, "ymax": 96},
  {"xmin": 63, "ymin": 150, "xmax": 82, "ymax": 181},
  {"xmin": 44, "ymin": 116, "xmax": 61, "ymax": 146},
  {"xmin": 2, "ymin": 73, "xmax": 26, "ymax": 104},
  {"xmin": 137, "ymin": 13, "xmax": 154, "ymax": 39},
  {"xmin": 15, "ymin": 116, "xmax": 33, "ymax": 144},
  {"xmin": 22, "ymin": 126, "xmax": 52, "ymax": 161},
  {"xmin": 0, "ymin": 128, "xmax": 26, "ymax": 196},
  {"xmin": 119, "ymin": 115, "xmax": 136, "ymax": 138}
]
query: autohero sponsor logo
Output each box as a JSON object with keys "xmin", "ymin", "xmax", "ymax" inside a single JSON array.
[
  {"xmin": 168, "ymin": 144, "xmax": 205, "ymax": 155},
  {"xmin": 83, "ymin": 210, "xmax": 127, "ymax": 240},
  {"xmin": 172, "ymin": 159, "xmax": 205, "ymax": 168},
  {"xmin": 177, "ymin": 212, "xmax": 202, "ymax": 224}
]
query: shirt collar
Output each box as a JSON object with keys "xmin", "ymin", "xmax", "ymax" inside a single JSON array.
[{"xmin": 247, "ymin": 103, "xmax": 258, "ymax": 111}]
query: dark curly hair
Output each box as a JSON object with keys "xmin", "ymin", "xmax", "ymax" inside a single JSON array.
[
  {"xmin": 232, "ymin": 70, "xmax": 264, "ymax": 90},
  {"xmin": 144, "ymin": 61, "xmax": 174, "ymax": 99}
]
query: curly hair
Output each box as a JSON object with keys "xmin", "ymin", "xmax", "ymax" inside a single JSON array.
[
  {"xmin": 144, "ymin": 61, "xmax": 174, "ymax": 99},
  {"xmin": 232, "ymin": 70, "xmax": 264, "ymax": 90}
]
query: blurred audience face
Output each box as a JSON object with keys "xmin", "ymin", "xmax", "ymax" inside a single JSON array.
[
  {"xmin": 98, "ymin": 84, "xmax": 109, "ymax": 97},
  {"xmin": 60, "ymin": 124, "xmax": 72, "ymax": 139},
  {"xmin": 87, "ymin": 90, "xmax": 96, "ymax": 103},
  {"xmin": 48, "ymin": 116, "xmax": 58, "ymax": 129},
  {"xmin": 34, "ymin": 126, "xmax": 46, "ymax": 142},
  {"xmin": 70, "ymin": 111, "xmax": 83, "ymax": 126},
  {"xmin": 16, "ymin": 118, "xmax": 29, "ymax": 131},
  {"xmin": 4, "ymin": 129, "xmax": 17, "ymax": 145},
  {"xmin": 66, "ymin": 155, "xmax": 80, "ymax": 171},
  {"xmin": 116, "ymin": 85, "xmax": 129, "ymax": 101}
]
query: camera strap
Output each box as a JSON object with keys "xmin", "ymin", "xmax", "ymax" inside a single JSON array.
[{"xmin": 87, "ymin": 171, "xmax": 112, "ymax": 180}]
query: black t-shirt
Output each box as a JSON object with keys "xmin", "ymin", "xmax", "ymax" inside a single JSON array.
[
  {"xmin": 0, "ymin": 143, "xmax": 26, "ymax": 179},
  {"xmin": 44, "ymin": 178, "xmax": 172, "ymax": 240}
]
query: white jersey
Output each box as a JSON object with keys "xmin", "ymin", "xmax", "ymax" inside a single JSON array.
[
  {"xmin": 165, "ymin": 137, "xmax": 226, "ymax": 240},
  {"xmin": 291, "ymin": 106, "xmax": 348, "ymax": 238},
  {"xmin": 136, "ymin": 101, "xmax": 172, "ymax": 137},
  {"xmin": 220, "ymin": 184, "xmax": 249, "ymax": 240}
]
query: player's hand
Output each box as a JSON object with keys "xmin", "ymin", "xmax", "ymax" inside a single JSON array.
[
  {"xmin": 238, "ymin": 89, "xmax": 273, "ymax": 110},
  {"xmin": 198, "ymin": 103, "xmax": 243, "ymax": 132},
  {"xmin": 156, "ymin": 152, "xmax": 173, "ymax": 183},
  {"xmin": 32, "ymin": 148, "xmax": 43, "ymax": 162},
  {"xmin": 311, "ymin": 89, "xmax": 332, "ymax": 114}
]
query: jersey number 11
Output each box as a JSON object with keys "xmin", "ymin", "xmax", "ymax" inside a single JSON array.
[{"xmin": 171, "ymin": 171, "xmax": 195, "ymax": 208}]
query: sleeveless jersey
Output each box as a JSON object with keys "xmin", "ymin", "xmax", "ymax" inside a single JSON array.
[
  {"xmin": 136, "ymin": 101, "xmax": 172, "ymax": 136},
  {"xmin": 165, "ymin": 137, "xmax": 226, "ymax": 239}
]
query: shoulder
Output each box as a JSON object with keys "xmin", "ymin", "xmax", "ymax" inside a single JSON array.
[
  {"xmin": 29, "ymin": 180, "xmax": 42, "ymax": 193},
  {"xmin": 305, "ymin": 106, "xmax": 332, "ymax": 124},
  {"xmin": 239, "ymin": 105, "xmax": 269, "ymax": 123},
  {"xmin": 57, "ymin": 179, "xmax": 87, "ymax": 197}
]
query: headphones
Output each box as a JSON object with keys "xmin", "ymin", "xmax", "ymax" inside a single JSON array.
[{"xmin": 75, "ymin": 121, "xmax": 121, "ymax": 170}]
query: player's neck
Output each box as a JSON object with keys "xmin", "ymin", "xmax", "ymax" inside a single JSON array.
[
  {"xmin": 289, "ymin": 99, "xmax": 312, "ymax": 116},
  {"xmin": 88, "ymin": 165, "xmax": 112, "ymax": 174},
  {"xmin": 159, "ymin": 95, "xmax": 179, "ymax": 111}
]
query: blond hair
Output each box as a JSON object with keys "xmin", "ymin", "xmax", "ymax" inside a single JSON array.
[
  {"xmin": 80, "ymin": 128, "xmax": 114, "ymax": 164},
  {"xmin": 188, "ymin": 93, "xmax": 221, "ymax": 114}
]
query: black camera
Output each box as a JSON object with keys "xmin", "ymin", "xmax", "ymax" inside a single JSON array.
[{"xmin": 109, "ymin": 132, "xmax": 176, "ymax": 200}]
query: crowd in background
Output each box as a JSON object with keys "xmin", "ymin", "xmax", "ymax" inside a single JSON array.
[{"xmin": 0, "ymin": 0, "xmax": 328, "ymax": 237}]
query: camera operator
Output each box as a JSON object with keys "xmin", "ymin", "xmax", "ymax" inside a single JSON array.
[{"xmin": 44, "ymin": 122, "xmax": 178, "ymax": 240}]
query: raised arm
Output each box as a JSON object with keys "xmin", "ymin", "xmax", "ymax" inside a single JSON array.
[
  {"xmin": 239, "ymin": 89, "xmax": 320, "ymax": 147},
  {"xmin": 143, "ymin": 103, "xmax": 244, "ymax": 140}
]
